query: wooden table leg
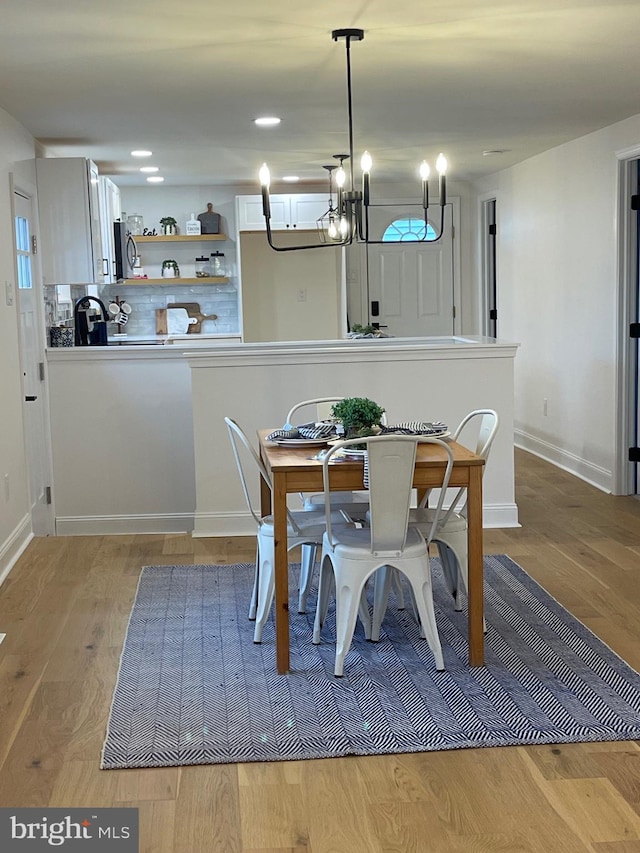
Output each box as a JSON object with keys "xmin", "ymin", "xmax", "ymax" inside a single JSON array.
[
  {"xmin": 467, "ymin": 465, "xmax": 484, "ymax": 666},
  {"xmin": 259, "ymin": 469, "xmax": 271, "ymax": 518},
  {"xmin": 272, "ymin": 471, "xmax": 290, "ymax": 674}
]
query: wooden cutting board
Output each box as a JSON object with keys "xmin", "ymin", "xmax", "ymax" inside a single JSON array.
[
  {"xmin": 156, "ymin": 307, "xmax": 193, "ymax": 335},
  {"xmin": 169, "ymin": 302, "xmax": 218, "ymax": 334}
]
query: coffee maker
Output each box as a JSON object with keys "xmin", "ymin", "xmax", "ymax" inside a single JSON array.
[{"xmin": 74, "ymin": 296, "xmax": 109, "ymax": 346}]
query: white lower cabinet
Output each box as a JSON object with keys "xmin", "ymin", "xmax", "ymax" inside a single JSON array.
[{"xmin": 236, "ymin": 193, "xmax": 327, "ymax": 232}]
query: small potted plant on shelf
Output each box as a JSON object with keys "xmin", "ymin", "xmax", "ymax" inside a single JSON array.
[
  {"xmin": 331, "ymin": 397, "xmax": 385, "ymax": 442},
  {"xmin": 159, "ymin": 216, "xmax": 178, "ymax": 236},
  {"xmin": 161, "ymin": 259, "xmax": 180, "ymax": 278}
]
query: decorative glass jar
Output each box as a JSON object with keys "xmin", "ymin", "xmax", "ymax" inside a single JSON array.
[
  {"xmin": 195, "ymin": 256, "xmax": 211, "ymax": 278},
  {"xmin": 210, "ymin": 251, "xmax": 226, "ymax": 277},
  {"xmin": 126, "ymin": 214, "xmax": 144, "ymax": 236}
]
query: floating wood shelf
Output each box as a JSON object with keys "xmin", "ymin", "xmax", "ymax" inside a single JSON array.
[
  {"xmin": 133, "ymin": 234, "xmax": 227, "ymax": 243},
  {"xmin": 122, "ymin": 277, "xmax": 230, "ymax": 286}
]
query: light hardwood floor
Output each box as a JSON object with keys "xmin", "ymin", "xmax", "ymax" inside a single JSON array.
[{"xmin": 1, "ymin": 449, "xmax": 639, "ymax": 852}]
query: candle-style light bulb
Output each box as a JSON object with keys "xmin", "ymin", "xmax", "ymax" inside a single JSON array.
[
  {"xmin": 436, "ymin": 153, "xmax": 447, "ymax": 207},
  {"xmin": 339, "ymin": 216, "xmax": 349, "ymax": 238},
  {"xmin": 259, "ymin": 163, "xmax": 271, "ymax": 187},
  {"xmin": 335, "ymin": 164, "xmax": 346, "ymax": 215},
  {"xmin": 328, "ymin": 220, "xmax": 338, "ymax": 240},
  {"xmin": 419, "ymin": 160, "xmax": 430, "ymax": 210},
  {"xmin": 259, "ymin": 163, "xmax": 271, "ymax": 218},
  {"xmin": 361, "ymin": 151, "xmax": 372, "ymax": 207}
]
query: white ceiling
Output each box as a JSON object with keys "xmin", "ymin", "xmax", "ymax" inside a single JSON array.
[{"xmin": 1, "ymin": 0, "xmax": 639, "ymax": 189}]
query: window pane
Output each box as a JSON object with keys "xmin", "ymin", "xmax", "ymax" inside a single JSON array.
[
  {"xmin": 382, "ymin": 218, "xmax": 437, "ymax": 242},
  {"xmin": 15, "ymin": 215, "xmax": 30, "ymax": 252},
  {"xmin": 17, "ymin": 253, "xmax": 32, "ymax": 289}
]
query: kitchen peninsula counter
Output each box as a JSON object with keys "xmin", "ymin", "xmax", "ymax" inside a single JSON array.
[{"xmin": 46, "ymin": 335, "xmax": 518, "ymax": 536}]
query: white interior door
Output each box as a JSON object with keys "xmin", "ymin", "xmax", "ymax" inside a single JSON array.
[
  {"xmin": 14, "ymin": 189, "xmax": 53, "ymax": 535},
  {"xmin": 366, "ymin": 203, "xmax": 455, "ymax": 336}
]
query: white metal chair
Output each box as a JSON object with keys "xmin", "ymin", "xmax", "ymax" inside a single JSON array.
[
  {"xmin": 225, "ymin": 417, "xmax": 345, "ymax": 643},
  {"xmin": 313, "ymin": 435, "xmax": 453, "ymax": 677},
  {"xmin": 285, "ymin": 396, "xmax": 385, "ymax": 514},
  {"xmin": 411, "ymin": 409, "xmax": 499, "ymax": 615},
  {"xmin": 285, "ymin": 396, "xmax": 385, "ymax": 612}
]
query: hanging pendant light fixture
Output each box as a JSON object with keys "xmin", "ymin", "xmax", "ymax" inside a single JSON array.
[
  {"xmin": 316, "ymin": 157, "xmax": 352, "ymax": 242},
  {"xmin": 259, "ymin": 28, "xmax": 448, "ymax": 252}
]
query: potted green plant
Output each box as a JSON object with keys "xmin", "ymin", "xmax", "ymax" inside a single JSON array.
[
  {"xmin": 159, "ymin": 216, "xmax": 178, "ymax": 236},
  {"xmin": 161, "ymin": 259, "xmax": 180, "ymax": 278},
  {"xmin": 331, "ymin": 397, "xmax": 385, "ymax": 441}
]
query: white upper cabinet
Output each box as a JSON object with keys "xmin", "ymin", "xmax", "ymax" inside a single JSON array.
[
  {"xmin": 36, "ymin": 157, "xmax": 104, "ymax": 285},
  {"xmin": 98, "ymin": 176, "xmax": 121, "ymax": 284},
  {"xmin": 236, "ymin": 194, "xmax": 328, "ymax": 233}
]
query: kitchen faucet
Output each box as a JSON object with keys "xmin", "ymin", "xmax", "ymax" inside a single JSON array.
[{"xmin": 74, "ymin": 296, "xmax": 109, "ymax": 346}]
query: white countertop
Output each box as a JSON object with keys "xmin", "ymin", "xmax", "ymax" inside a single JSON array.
[{"xmin": 46, "ymin": 334, "xmax": 520, "ymax": 362}]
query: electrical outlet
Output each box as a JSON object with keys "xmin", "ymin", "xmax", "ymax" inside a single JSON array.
[
  {"xmin": 4, "ymin": 474, "xmax": 9, "ymax": 502},
  {"xmin": 297, "ymin": 289, "xmax": 307, "ymax": 302},
  {"xmin": 5, "ymin": 281, "xmax": 13, "ymax": 306},
  {"xmin": 543, "ymin": 397, "xmax": 548, "ymax": 416}
]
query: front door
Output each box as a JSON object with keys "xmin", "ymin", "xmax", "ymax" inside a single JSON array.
[
  {"xmin": 366, "ymin": 203, "xmax": 455, "ymax": 336},
  {"xmin": 14, "ymin": 189, "xmax": 53, "ymax": 535}
]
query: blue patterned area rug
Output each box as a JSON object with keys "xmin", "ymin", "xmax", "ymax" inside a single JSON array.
[{"xmin": 101, "ymin": 555, "xmax": 640, "ymax": 769}]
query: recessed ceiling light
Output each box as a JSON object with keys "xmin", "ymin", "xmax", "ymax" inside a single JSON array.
[
  {"xmin": 139, "ymin": 166, "xmax": 159, "ymax": 173},
  {"xmin": 131, "ymin": 149, "xmax": 153, "ymax": 157},
  {"xmin": 254, "ymin": 116, "xmax": 281, "ymax": 127},
  {"xmin": 146, "ymin": 176, "xmax": 164, "ymax": 183},
  {"xmin": 282, "ymin": 175, "xmax": 300, "ymax": 183}
]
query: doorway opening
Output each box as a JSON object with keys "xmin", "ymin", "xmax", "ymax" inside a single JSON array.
[
  {"xmin": 13, "ymin": 184, "xmax": 54, "ymax": 535},
  {"xmin": 480, "ymin": 198, "xmax": 497, "ymax": 337},
  {"xmin": 616, "ymin": 154, "xmax": 640, "ymax": 496}
]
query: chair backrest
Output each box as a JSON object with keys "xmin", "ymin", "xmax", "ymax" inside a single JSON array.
[
  {"xmin": 285, "ymin": 396, "xmax": 388, "ymax": 428},
  {"xmin": 453, "ymin": 409, "xmax": 499, "ymax": 460},
  {"xmin": 285, "ymin": 397, "xmax": 343, "ymax": 428},
  {"xmin": 322, "ymin": 435, "xmax": 454, "ymax": 553},
  {"xmin": 224, "ymin": 417, "xmax": 271, "ymax": 527},
  {"xmin": 448, "ymin": 409, "xmax": 499, "ymax": 517},
  {"xmin": 224, "ymin": 417, "xmax": 303, "ymax": 534}
]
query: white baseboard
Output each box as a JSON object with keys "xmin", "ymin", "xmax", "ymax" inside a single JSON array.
[
  {"xmin": 484, "ymin": 503, "xmax": 520, "ymax": 528},
  {"xmin": 193, "ymin": 511, "xmax": 256, "ymax": 538},
  {"xmin": 515, "ymin": 429, "xmax": 612, "ymax": 493},
  {"xmin": 55, "ymin": 513, "xmax": 194, "ymax": 536},
  {"xmin": 192, "ymin": 504, "xmax": 519, "ymax": 538},
  {"xmin": 0, "ymin": 514, "xmax": 33, "ymax": 587}
]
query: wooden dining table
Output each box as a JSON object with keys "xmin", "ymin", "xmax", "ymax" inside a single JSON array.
[{"xmin": 258, "ymin": 430, "xmax": 486, "ymax": 674}]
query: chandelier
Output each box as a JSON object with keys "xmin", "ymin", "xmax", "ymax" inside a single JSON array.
[{"xmin": 259, "ymin": 28, "xmax": 448, "ymax": 252}]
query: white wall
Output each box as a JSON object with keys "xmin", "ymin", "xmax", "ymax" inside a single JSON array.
[
  {"xmin": 0, "ymin": 108, "xmax": 37, "ymax": 581},
  {"xmin": 473, "ymin": 113, "xmax": 640, "ymax": 492},
  {"xmin": 240, "ymin": 231, "xmax": 341, "ymax": 342},
  {"xmin": 189, "ymin": 338, "xmax": 519, "ymax": 537}
]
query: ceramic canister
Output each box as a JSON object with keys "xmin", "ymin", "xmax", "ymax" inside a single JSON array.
[{"xmin": 49, "ymin": 326, "xmax": 74, "ymax": 347}]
